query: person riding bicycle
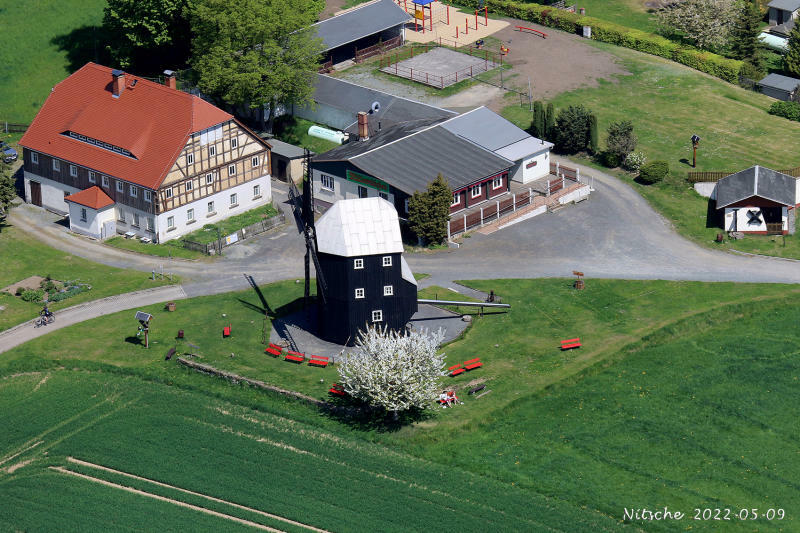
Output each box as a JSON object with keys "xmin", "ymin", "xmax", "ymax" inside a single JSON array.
[{"xmin": 40, "ymin": 305, "xmax": 53, "ymax": 320}]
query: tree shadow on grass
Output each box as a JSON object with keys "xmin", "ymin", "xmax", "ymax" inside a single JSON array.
[
  {"xmin": 322, "ymin": 400, "xmax": 434, "ymax": 432},
  {"xmin": 51, "ymin": 26, "xmax": 113, "ymax": 72}
]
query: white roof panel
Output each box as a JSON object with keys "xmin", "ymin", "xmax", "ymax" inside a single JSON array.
[
  {"xmin": 495, "ymin": 137, "xmax": 553, "ymax": 162},
  {"xmin": 316, "ymin": 197, "xmax": 404, "ymax": 257}
]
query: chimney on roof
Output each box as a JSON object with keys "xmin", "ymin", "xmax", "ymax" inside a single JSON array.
[
  {"xmin": 163, "ymin": 70, "xmax": 177, "ymax": 90},
  {"xmin": 111, "ymin": 69, "xmax": 125, "ymax": 98},
  {"xmin": 357, "ymin": 112, "xmax": 369, "ymax": 141}
]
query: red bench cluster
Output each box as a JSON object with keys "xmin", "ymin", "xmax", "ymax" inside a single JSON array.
[
  {"xmin": 222, "ymin": 325, "xmax": 232, "ymax": 337},
  {"xmin": 449, "ymin": 357, "xmax": 483, "ymax": 377},
  {"xmin": 329, "ymin": 383, "xmax": 346, "ymax": 396},
  {"xmin": 265, "ymin": 343, "xmax": 330, "ymax": 367},
  {"xmin": 560, "ymin": 337, "xmax": 582, "ymax": 350}
]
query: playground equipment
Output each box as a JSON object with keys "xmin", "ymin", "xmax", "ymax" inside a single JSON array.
[{"xmin": 135, "ymin": 311, "xmax": 152, "ymax": 348}]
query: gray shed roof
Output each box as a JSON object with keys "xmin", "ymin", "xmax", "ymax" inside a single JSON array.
[
  {"xmin": 313, "ymin": 75, "xmax": 457, "ymax": 133},
  {"xmin": 439, "ymin": 106, "xmax": 553, "ymax": 157},
  {"xmin": 263, "ymin": 138, "xmax": 307, "ymax": 159},
  {"xmin": 759, "ymin": 73, "xmax": 800, "ymax": 92},
  {"xmin": 768, "ymin": 0, "xmax": 800, "ymax": 12},
  {"xmin": 716, "ymin": 165, "xmax": 796, "ymax": 208},
  {"xmin": 312, "ymin": 0, "xmax": 411, "ymax": 52}
]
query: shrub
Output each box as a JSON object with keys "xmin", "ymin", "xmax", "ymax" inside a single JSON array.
[
  {"xmin": 639, "ymin": 160, "xmax": 669, "ymax": 184},
  {"xmin": 20, "ymin": 289, "xmax": 44, "ymax": 303},
  {"xmin": 623, "ymin": 151, "xmax": 647, "ymax": 171},
  {"xmin": 601, "ymin": 151, "xmax": 622, "ymax": 168},
  {"xmin": 588, "ymin": 114, "xmax": 599, "ymax": 154},
  {"xmin": 738, "ymin": 60, "xmax": 765, "ymax": 84},
  {"xmin": 605, "ymin": 120, "xmax": 637, "ymax": 160},
  {"xmin": 768, "ymin": 101, "xmax": 800, "ymax": 121},
  {"xmin": 48, "ymin": 284, "xmax": 90, "ymax": 302}
]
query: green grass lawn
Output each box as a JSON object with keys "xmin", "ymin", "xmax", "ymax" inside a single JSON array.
[
  {"xmin": 0, "ymin": 224, "xmax": 175, "ymax": 331},
  {"xmin": 3, "ymin": 278, "xmax": 799, "ymax": 529},
  {"xmin": 502, "ymin": 42, "xmax": 800, "ymax": 258},
  {"xmin": 0, "ymin": 0, "xmax": 107, "ymax": 123},
  {"xmin": 181, "ymin": 203, "xmax": 282, "ymax": 245},
  {"xmin": 572, "ymin": 0, "xmax": 658, "ymax": 33},
  {"xmin": 104, "ymin": 236, "xmax": 207, "ymax": 260}
]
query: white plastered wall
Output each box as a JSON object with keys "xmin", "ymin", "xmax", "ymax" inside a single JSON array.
[
  {"xmin": 155, "ymin": 175, "xmax": 271, "ymax": 243},
  {"xmin": 67, "ymin": 203, "xmax": 115, "ymax": 240},
  {"xmin": 510, "ymin": 151, "xmax": 550, "ymax": 184},
  {"xmin": 313, "ymin": 169, "xmax": 394, "ymax": 205},
  {"xmin": 24, "ymin": 171, "xmax": 81, "ymax": 214}
]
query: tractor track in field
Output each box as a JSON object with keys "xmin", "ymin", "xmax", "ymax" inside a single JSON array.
[{"xmin": 56, "ymin": 457, "xmax": 331, "ymax": 533}]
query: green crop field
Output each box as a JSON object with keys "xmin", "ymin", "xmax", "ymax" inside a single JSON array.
[
  {"xmin": 2, "ymin": 279, "xmax": 799, "ymax": 530},
  {"xmin": 0, "ymin": 224, "xmax": 175, "ymax": 331},
  {"xmin": 503, "ymin": 42, "xmax": 800, "ymax": 259}
]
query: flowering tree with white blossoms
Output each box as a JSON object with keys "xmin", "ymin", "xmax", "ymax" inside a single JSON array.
[{"xmin": 338, "ymin": 326, "xmax": 446, "ymax": 414}]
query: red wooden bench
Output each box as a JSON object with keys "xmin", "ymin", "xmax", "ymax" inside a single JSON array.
[
  {"xmin": 560, "ymin": 337, "xmax": 582, "ymax": 350},
  {"xmin": 222, "ymin": 325, "xmax": 231, "ymax": 337},
  {"xmin": 329, "ymin": 383, "xmax": 346, "ymax": 396},
  {"xmin": 449, "ymin": 363, "xmax": 465, "ymax": 377},
  {"xmin": 308, "ymin": 355, "xmax": 330, "ymax": 367},
  {"xmin": 285, "ymin": 350, "xmax": 305, "ymax": 363},
  {"xmin": 464, "ymin": 357, "xmax": 483, "ymax": 370},
  {"xmin": 265, "ymin": 343, "xmax": 283, "ymax": 357},
  {"xmin": 515, "ymin": 25, "xmax": 547, "ymax": 38}
]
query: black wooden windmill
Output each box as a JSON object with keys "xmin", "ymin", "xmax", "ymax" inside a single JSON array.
[{"xmin": 289, "ymin": 150, "xmax": 327, "ymax": 309}]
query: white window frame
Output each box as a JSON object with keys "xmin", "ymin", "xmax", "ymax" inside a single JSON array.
[
  {"xmin": 253, "ymin": 184, "xmax": 260, "ymax": 198},
  {"xmin": 451, "ymin": 193, "xmax": 460, "ymax": 207},
  {"xmin": 230, "ymin": 193, "xmax": 238, "ymax": 206},
  {"xmin": 102, "ymin": 175, "xmax": 109, "ymax": 187},
  {"xmin": 382, "ymin": 256, "xmax": 392, "ymax": 267},
  {"xmin": 320, "ymin": 174, "xmax": 334, "ymax": 191},
  {"xmin": 130, "ymin": 185, "xmax": 137, "ymax": 197},
  {"xmin": 80, "ymin": 208, "xmax": 87, "ymax": 222},
  {"xmin": 187, "ymin": 153, "xmax": 194, "ymax": 165},
  {"xmin": 187, "ymin": 208, "xmax": 195, "ymax": 222},
  {"xmin": 228, "ymin": 164, "xmax": 236, "ymax": 176},
  {"xmin": 132, "ymin": 213, "xmax": 140, "ymax": 228},
  {"xmin": 207, "ymin": 201, "xmax": 215, "ymax": 214},
  {"xmin": 69, "ymin": 164, "xmax": 78, "ymax": 177},
  {"xmin": 492, "ymin": 176, "xmax": 503, "ymax": 190},
  {"xmin": 355, "ymin": 288, "xmax": 365, "ymax": 299},
  {"xmin": 167, "ymin": 216, "xmax": 175, "ymax": 229},
  {"xmin": 52, "ymin": 159, "xmax": 60, "ymax": 171},
  {"xmin": 230, "ymin": 137, "xmax": 238, "ymax": 149},
  {"xmin": 146, "ymin": 217, "xmax": 154, "ymax": 231},
  {"xmin": 165, "ymin": 188, "xmax": 173, "ymax": 199},
  {"xmin": 31, "ymin": 152, "xmax": 38, "ymax": 164},
  {"xmin": 371, "ymin": 310, "xmax": 383, "ymax": 323},
  {"xmin": 470, "ymin": 183, "xmax": 482, "ymax": 199},
  {"xmin": 118, "ymin": 210, "xmax": 126, "ymax": 223},
  {"xmin": 209, "ymin": 145, "xmax": 216, "ymax": 157},
  {"xmin": 116, "ymin": 181, "xmax": 124, "ymax": 193},
  {"xmin": 354, "ymin": 258, "xmax": 364, "ymax": 270},
  {"xmin": 251, "ymin": 156, "xmax": 259, "ymax": 168},
  {"xmin": 88, "ymin": 171, "xmax": 96, "ymax": 184},
  {"xmin": 206, "ymin": 173, "xmax": 214, "ymax": 185},
  {"xmin": 144, "ymin": 190, "xmax": 152, "ymax": 203},
  {"xmin": 383, "ymin": 285, "xmax": 393, "ymax": 296},
  {"xmin": 185, "ymin": 180, "xmax": 193, "ymax": 192}
]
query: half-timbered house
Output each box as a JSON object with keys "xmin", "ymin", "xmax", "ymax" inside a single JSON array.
[{"xmin": 20, "ymin": 63, "xmax": 272, "ymax": 243}]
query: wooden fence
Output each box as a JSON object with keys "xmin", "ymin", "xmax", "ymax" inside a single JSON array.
[
  {"xmin": 379, "ymin": 42, "xmax": 501, "ymax": 89},
  {"xmin": 182, "ymin": 209, "xmax": 285, "ymax": 255},
  {"xmin": 3, "ymin": 122, "xmax": 29, "ymax": 133},
  {"xmin": 687, "ymin": 166, "xmax": 800, "ymax": 183},
  {"xmin": 354, "ymin": 35, "xmax": 402, "ymax": 63},
  {"xmin": 448, "ymin": 189, "xmax": 535, "ymax": 237}
]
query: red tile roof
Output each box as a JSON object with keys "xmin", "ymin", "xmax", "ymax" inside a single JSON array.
[
  {"xmin": 64, "ymin": 186, "xmax": 115, "ymax": 210},
  {"xmin": 20, "ymin": 63, "xmax": 233, "ymax": 190}
]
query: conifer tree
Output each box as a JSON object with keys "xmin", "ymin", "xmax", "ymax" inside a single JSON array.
[
  {"xmin": 785, "ymin": 21, "xmax": 800, "ymax": 77},
  {"xmin": 545, "ymin": 102, "xmax": 555, "ymax": 139},
  {"xmin": 532, "ymin": 101, "xmax": 545, "ymax": 138},
  {"xmin": 408, "ymin": 174, "xmax": 452, "ymax": 245}
]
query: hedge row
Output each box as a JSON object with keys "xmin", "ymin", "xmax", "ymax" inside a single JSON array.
[{"xmin": 458, "ymin": 0, "xmax": 743, "ymax": 83}]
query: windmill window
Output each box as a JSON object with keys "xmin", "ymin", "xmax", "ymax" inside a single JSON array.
[
  {"xmin": 321, "ymin": 174, "xmax": 334, "ymax": 191},
  {"xmin": 355, "ymin": 288, "xmax": 365, "ymax": 299},
  {"xmin": 382, "ymin": 256, "xmax": 392, "ymax": 267},
  {"xmin": 371, "ymin": 310, "xmax": 383, "ymax": 323},
  {"xmin": 354, "ymin": 258, "xmax": 364, "ymax": 269},
  {"xmin": 383, "ymin": 285, "xmax": 393, "ymax": 296}
]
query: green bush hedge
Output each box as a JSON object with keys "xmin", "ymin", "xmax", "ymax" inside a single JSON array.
[
  {"xmin": 639, "ymin": 160, "xmax": 669, "ymax": 184},
  {"xmin": 768, "ymin": 101, "xmax": 800, "ymax": 121},
  {"xmin": 457, "ymin": 0, "xmax": 742, "ymax": 83}
]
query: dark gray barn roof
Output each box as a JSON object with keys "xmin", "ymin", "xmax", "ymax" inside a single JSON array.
[
  {"xmin": 312, "ymin": 0, "xmax": 411, "ymax": 52},
  {"xmin": 716, "ymin": 165, "xmax": 796, "ymax": 208},
  {"xmin": 768, "ymin": 0, "xmax": 800, "ymax": 11},
  {"xmin": 315, "ymin": 118, "xmax": 513, "ymax": 194},
  {"xmin": 313, "ymin": 75, "xmax": 457, "ymax": 133},
  {"xmin": 759, "ymin": 73, "xmax": 800, "ymax": 92}
]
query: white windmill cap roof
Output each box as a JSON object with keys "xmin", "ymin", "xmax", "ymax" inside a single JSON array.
[{"xmin": 316, "ymin": 197, "xmax": 404, "ymax": 257}]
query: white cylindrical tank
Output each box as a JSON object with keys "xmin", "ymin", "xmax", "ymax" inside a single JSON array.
[
  {"xmin": 759, "ymin": 32, "xmax": 788, "ymax": 53},
  {"xmin": 308, "ymin": 125, "xmax": 346, "ymax": 144}
]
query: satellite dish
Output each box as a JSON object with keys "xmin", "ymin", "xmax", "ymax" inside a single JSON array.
[{"xmin": 370, "ymin": 101, "xmax": 381, "ymax": 114}]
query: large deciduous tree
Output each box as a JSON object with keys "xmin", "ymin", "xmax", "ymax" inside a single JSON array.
[
  {"xmin": 657, "ymin": 0, "xmax": 738, "ymax": 51},
  {"xmin": 408, "ymin": 174, "xmax": 452, "ymax": 245},
  {"xmin": 785, "ymin": 21, "xmax": 800, "ymax": 77},
  {"xmin": 103, "ymin": 0, "xmax": 192, "ymax": 72},
  {"xmin": 190, "ymin": 0, "xmax": 324, "ymax": 131},
  {"xmin": 338, "ymin": 326, "xmax": 446, "ymax": 416}
]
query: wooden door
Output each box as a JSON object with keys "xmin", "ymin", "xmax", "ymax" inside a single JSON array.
[{"xmin": 30, "ymin": 181, "xmax": 42, "ymax": 206}]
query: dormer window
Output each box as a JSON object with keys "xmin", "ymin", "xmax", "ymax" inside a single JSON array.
[
  {"xmin": 354, "ymin": 258, "xmax": 364, "ymax": 269},
  {"xmin": 382, "ymin": 256, "xmax": 392, "ymax": 267}
]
